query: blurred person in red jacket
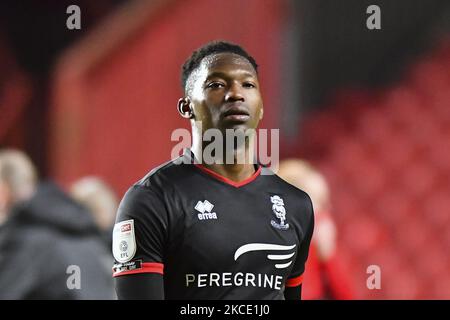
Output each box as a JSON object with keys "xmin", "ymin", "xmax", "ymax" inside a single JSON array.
[{"xmin": 278, "ymin": 159, "xmax": 354, "ymax": 299}]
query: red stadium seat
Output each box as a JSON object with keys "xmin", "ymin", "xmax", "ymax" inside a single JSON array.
[{"xmin": 298, "ymin": 39, "xmax": 450, "ymax": 299}]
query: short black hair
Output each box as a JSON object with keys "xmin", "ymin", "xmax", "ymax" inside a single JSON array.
[{"xmin": 181, "ymin": 40, "xmax": 258, "ymax": 93}]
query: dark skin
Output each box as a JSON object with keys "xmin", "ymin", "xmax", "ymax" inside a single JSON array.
[
  {"xmin": 116, "ymin": 52, "xmax": 301, "ymax": 299},
  {"xmin": 177, "ymin": 52, "xmax": 264, "ymax": 183}
]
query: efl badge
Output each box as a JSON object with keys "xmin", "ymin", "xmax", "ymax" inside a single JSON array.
[
  {"xmin": 113, "ymin": 219, "xmax": 136, "ymax": 263},
  {"xmin": 270, "ymin": 195, "xmax": 289, "ymax": 230}
]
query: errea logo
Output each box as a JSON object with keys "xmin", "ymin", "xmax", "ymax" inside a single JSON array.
[{"xmin": 194, "ymin": 200, "xmax": 218, "ymax": 220}]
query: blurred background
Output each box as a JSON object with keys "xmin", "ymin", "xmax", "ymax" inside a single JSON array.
[{"xmin": 1, "ymin": 0, "xmax": 449, "ymax": 299}]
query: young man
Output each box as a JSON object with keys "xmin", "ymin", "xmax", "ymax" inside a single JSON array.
[{"xmin": 113, "ymin": 41, "xmax": 314, "ymax": 299}]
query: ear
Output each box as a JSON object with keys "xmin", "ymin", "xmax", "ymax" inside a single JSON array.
[
  {"xmin": 177, "ymin": 97, "xmax": 193, "ymax": 119},
  {"xmin": 259, "ymin": 107, "xmax": 264, "ymax": 120}
]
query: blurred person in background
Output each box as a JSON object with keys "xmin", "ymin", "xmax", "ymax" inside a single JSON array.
[
  {"xmin": 71, "ymin": 176, "xmax": 118, "ymax": 248},
  {"xmin": 278, "ymin": 159, "xmax": 354, "ymax": 299},
  {"xmin": 0, "ymin": 149, "xmax": 114, "ymax": 299}
]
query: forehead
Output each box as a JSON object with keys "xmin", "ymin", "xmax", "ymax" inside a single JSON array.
[{"xmin": 200, "ymin": 52, "xmax": 257, "ymax": 77}]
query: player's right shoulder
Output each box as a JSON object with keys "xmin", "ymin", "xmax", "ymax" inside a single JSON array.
[
  {"xmin": 119, "ymin": 155, "xmax": 190, "ymax": 212},
  {"xmin": 135, "ymin": 154, "xmax": 192, "ymax": 190},
  {"xmin": 116, "ymin": 178, "xmax": 168, "ymax": 224}
]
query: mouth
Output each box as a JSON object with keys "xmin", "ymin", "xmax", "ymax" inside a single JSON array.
[{"xmin": 222, "ymin": 104, "xmax": 250, "ymax": 122}]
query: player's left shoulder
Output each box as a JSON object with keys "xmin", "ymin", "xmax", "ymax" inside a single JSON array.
[
  {"xmin": 263, "ymin": 168, "xmax": 311, "ymax": 200},
  {"xmin": 263, "ymin": 169, "xmax": 314, "ymax": 218}
]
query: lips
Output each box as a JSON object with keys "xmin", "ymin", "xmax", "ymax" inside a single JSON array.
[{"xmin": 222, "ymin": 104, "xmax": 250, "ymax": 120}]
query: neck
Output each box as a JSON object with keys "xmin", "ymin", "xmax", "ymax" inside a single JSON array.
[{"xmin": 191, "ymin": 131, "xmax": 257, "ymax": 183}]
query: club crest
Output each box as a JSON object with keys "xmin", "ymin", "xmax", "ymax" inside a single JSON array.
[{"xmin": 270, "ymin": 195, "xmax": 289, "ymax": 230}]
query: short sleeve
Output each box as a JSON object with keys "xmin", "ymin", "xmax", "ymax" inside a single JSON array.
[
  {"xmin": 286, "ymin": 195, "xmax": 315, "ymax": 287},
  {"xmin": 112, "ymin": 185, "xmax": 168, "ymax": 277}
]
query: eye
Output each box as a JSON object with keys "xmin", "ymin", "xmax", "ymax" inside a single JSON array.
[
  {"xmin": 207, "ymin": 82, "xmax": 225, "ymax": 89},
  {"xmin": 243, "ymin": 82, "xmax": 256, "ymax": 88}
]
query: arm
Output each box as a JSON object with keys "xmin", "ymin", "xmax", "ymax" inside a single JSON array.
[
  {"xmin": 112, "ymin": 185, "xmax": 169, "ymax": 299},
  {"xmin": 284, "ymin": 194, "xmax": 315, "ymax": 300},
  {"xmin": 285, "ymin": 284, "xmax": 302, "ymax": 300},
  {"xmin": 115, "ymin": 273, "xmax": 164, "ymax": 299}
]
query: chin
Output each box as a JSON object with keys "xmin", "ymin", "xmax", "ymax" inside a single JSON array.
[{"xmin": 220, "ymin": 123, "xmax": 252, "ymax": 131}]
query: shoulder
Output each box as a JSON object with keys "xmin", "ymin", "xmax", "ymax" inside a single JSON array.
[
  {"xmin": 135, "ymin": 154, "xmax": 195, "ymax": 191},
  {"xmin": 122, "ymin": 155, "xmax": 187, "ymax": 197},
  {"xmin": 0, "ymin": 224, "xmax": 74, "ymax": 265},
  {"xmin": 262, "ymin": 168, "xmax": 314, "ymax": 220},
  {"xmin": 262, "ymin": 167, "xmax": 313, "ymax": 204},
  {"xmin": 117, "ymin": 155, "xmax": 193, "ymax": 219}
]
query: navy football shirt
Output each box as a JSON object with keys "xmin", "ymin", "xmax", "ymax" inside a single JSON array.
[{"xmin": 113, "ymin": 149, "xmax": 314, "ymax": 299}]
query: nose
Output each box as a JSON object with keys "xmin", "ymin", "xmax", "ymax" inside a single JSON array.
[{"xmin": 224, "ymin": 82, "xmax": 244, "ymax": 103}]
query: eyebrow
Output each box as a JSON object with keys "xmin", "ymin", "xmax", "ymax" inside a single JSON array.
[{"xmin": 204, "ymin": 71, "xmax": 256, "ymax": 82}]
